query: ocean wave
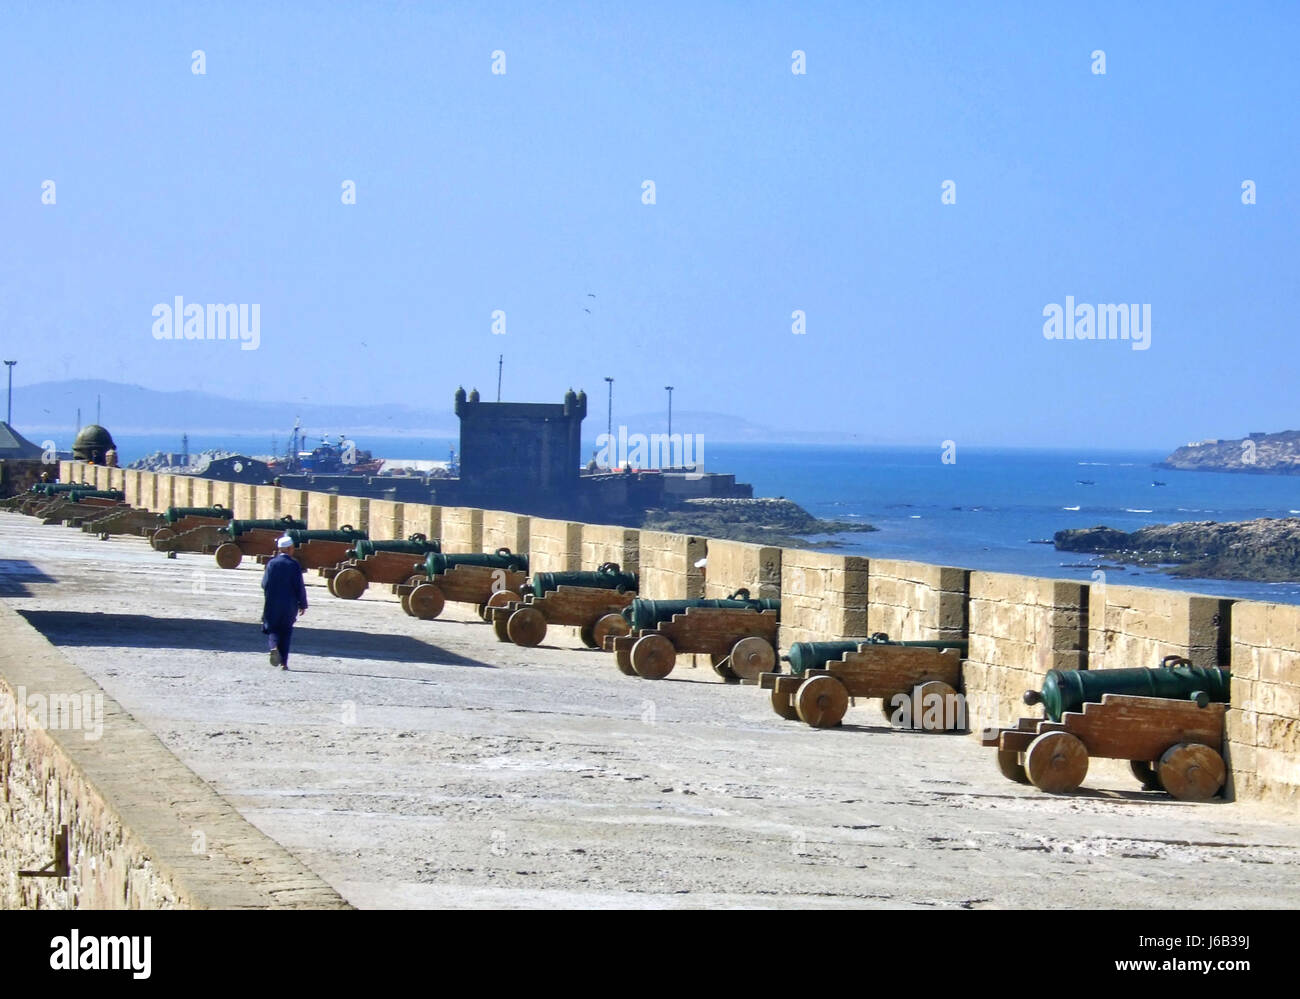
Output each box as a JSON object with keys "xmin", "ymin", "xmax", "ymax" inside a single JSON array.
[
  {"xmin": 1125, "ymin": 508, "xmax": 1154, "ymax": 514},
  {"xmin": 1063, "ymin": 505, "xmax": 1080, "ymax": 511}
]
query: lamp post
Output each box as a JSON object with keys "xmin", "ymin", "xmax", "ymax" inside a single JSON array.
[
  {"xmin": 4, "ymin": 361, "xmax": 15, "ymax": 425},
  {"xmin": 665, "ymin": 386, "xmax": 674, "ymax": 468},
  {"xmin": 604, "ymin": 376, "xmax": 614, "ymax": 441}
]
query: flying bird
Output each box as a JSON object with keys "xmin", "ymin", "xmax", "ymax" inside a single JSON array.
[
  {"xmin": 587, "ymin": 293, "xmax": 596, "ymax": 298},
  {"xmin": 583, "ymin": 308, "xmax": 591, "ymax": 314}
]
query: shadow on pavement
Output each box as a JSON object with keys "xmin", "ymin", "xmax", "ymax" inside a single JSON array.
[
  {"xmin": 17, "ymin": 609, "xmax": 492, "ymax": 668},
  {"xmin": 0, "ymin": 558, "xmax": 58, "ymax": 597}
]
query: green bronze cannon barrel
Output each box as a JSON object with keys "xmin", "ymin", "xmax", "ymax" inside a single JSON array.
[
  {"xmin": 164, "ymin": 504, "xmax": 229, "ymax": 523},
  {"xmin": 423, "ymin": 548, "xmax": 529, "ymax": 576},
  {"xmin": 283, "ymin": 526, "xmax": 368, "ymax": 546},
  {"xmin": 532, "ymin": 563, "xmax": 638, "ymax": 599},
  {"xmin": 66, "ymin": 489, "xmax": 125, "ymax": 502},
  {"xmin": 37, "ymin": 483, "xmax": 86, "ymax": 496},
  {"xmin": 783, "ymin": 635, "xmax": 970, "ymax": 674},
  {"xmin": 1024, "ymin": 656, "xmax": 1231, "ymax": 722},
  {"xmin": 622, "ymin": 590, "xmax": 780, "ymax": 631},
  {"xmin": 222, "ymin": 516, "xmax": 307, "ymax": 537},
  {"xmin": 350, "ymin": 535, "xmax": 441, "ymax": 560}
]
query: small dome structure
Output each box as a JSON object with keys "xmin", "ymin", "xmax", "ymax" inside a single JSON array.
[{"xmin": 73, "ymin": 424, "xmax": 116, "ymax": 464}]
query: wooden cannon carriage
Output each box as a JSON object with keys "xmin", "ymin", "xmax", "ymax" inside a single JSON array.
[
  {"xmin": 211, "ymin": 517, "xmax": 308, "ymax": 568},
  {"xmin": 758, "ymin": 637, "xmax": 966, "ymax": 729},
  {"xmin": 603, "ymin": 591, "xmax": 780, "ymax": 680},
  {"xmin": 395, "ymin": 549, "xmax": 530, "ymax": 621},
  {"xmin": 489, "ymin": 564, "xmax": 639, "ymax": 648},
  {"xmin": 13, "ymin": 484, "xmax": 90, "ymax": 516},
  {"xmin": 252, "ymin": 528, "xmax": 368, "ymax": 571},
  {"xmin": 149, "ymin": 506, "xmax": 233, "ymax": 549},
  {"xmin": 40, "ymin": 490, "xmax": 126, "ymax": 525},
  {"xmin": 80, "ymin": 505, "xmax": 164, "ymax": 539},
  {"xmin": 978, "ymin": 657, "xmax": 1230, "ymax": 801},
  {"xmin": 320, "ymin": 535, "xmax": 442, "ymax": 599}
]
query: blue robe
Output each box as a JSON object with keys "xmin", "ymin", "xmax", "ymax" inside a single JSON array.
[{"xmin": 261, "ymin": 552, "xmax": 308, "ymax": 634}]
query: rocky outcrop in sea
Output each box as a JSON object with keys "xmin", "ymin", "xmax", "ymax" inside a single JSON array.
[
  {"xmin": 641, "ymin": 497, "xmax": 876, "ymax": 548},
  {"xmin": 1055, "ymin": 518, "xmax": 1300, "ymax": 582}
]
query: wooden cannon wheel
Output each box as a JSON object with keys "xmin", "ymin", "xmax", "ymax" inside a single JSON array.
[
  {"xmin": 214, "ymin": 543, "xmax": 243, "ymax": 570},
  {"xmin": 408, "ymin": 583, "xmax": 446, "ymax": 620},
  {"xmin": 484, "ymin": 590, "xmax": 516, "ymax": 621},
  {"xmin": 400, "ymin": 591, "xmax": 413, "ymax": 615},
  {"xmin": 614, "ymin": 642, "xmax": 638, "ymax": 676},
  {"xmin": 795, "ymin": 675, "xmax": 849, "ymax": 728},
  {"xmin": 912, "ymin": 679, "xmax": 960, "ymax": 732},
  {"xmin": 578, "ymin": 623, "xmax": 599, "ymax": 649},
  {"xmin": 630, "ymin": 634, "xmax": 677, "ymax": 680},
  {"xmin": 1024, "ymin": 731, "xmax": 1089, "ymax": 794},
  {"xmin": 996, "ymin": 750, "xmax": 1030, "ymax": 784},
  {"xmin": 1129, "ymin": 760, "xmax": 1164, "ymax": 792},
  {"xmin": 592, "ymin": 613, "xmax": 630, "ymax": 650},
  {"xmin": 327, "ymin": 573, "xmax": 340, "ymax": 597},
  {"xmin": 728, "ymin": 637, "xmax": 776, "ymax": 682},
  {"xmin": 710, "ymin": 651, "xmax": 737, "ymax": 680},
  {"xmin": 771, "ymin": 689, "xmax": 800, "ymax": 721},
  {"xmin": 1157, "ymin": 743, "xmax": 1225, "ymax": 802},
  {"xmin": 333, "ymin": 567, "xmax": 367, "ymax": 600},
  {"xmin": 506, "ymin": 606, "xmax": 548, "ymax": 647},
  {"xmin": 404, "ymin": 574, "xmax": 425, "ymax": 588},
  {"xmin": 150, "ymin": 527, "xmax": 175, "ymax": 550},
  {"xmin": 492, "ymin": 609, "xmax": 512, "ymax": 642}
]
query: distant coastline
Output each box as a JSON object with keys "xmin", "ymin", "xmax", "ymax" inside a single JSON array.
[{"xmin": 1158, "ymin": 430, "xmax": 1300, "ymax": 476}]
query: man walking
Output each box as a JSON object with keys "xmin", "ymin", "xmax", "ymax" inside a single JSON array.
[{"xmin": 262, "ymin": 535, "xmax": 307, "ymax": 670}]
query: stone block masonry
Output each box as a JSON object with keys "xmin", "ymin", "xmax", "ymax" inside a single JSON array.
[
  {"xmin": 1089, "ymin": 583, "xmax": 1231, "ymax": 672},
  {"xmin": 528, "ymin": 518, "xmax": 583, "ymax": 572},
  {"xmin": 482, "ymin": 510, "xmax": 529, "ymax": 555},
  {"xmin": 368, "ymin": 500, "xmax": 404, "ymax": 541},
  {"xmin": 868, "ymin": 558, "xmax": 969, "ymax": 642},
  {"xmin": 441, "ymin": 507, "xmax": 483, "ymax": 552},
  {"xmin": 961, "ymin": 573, "xmax": 1088, "ymax": 732},
  {"xmin": 777, "ymin": 549, "xmax": 868, "ymax": 648},
  {"xmin": 1229, "ymin": 601, "xmax": 1300, "ymax": 805},
  {"xmin": 704, "ymin": 539, "xmax": 780, "ymax": 601},
  {"xmin": 581, "ymin": 524, "xmax": 640, "ymax": 575},
  {"xmin": 639, "ymin": 530, "xmax": 705, "ymax": 601}
]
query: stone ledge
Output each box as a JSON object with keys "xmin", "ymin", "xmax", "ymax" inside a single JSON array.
[{"xmin": 0, "ymin": 602, "xmax": 348, "ymax": 910}]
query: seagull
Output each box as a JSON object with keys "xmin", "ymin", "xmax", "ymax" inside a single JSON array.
[
  {"xmin": 587, "ymin": 293, "xmax": 596, "ymax": 298},
  {"xmin": 583, "ymin": 308, "xmax": 591, "ymax": 314}
]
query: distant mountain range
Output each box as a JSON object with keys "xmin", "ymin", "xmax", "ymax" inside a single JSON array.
[
  {"xmin": 10, "ymin": 379, "xmax": 877, "ymax": 445},
  {"xmin": 1160, "ymin": 430, "xmax": 1300, "ymax": 475}
]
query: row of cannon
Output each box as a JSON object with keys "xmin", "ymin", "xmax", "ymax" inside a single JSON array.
[{"xmin": 4, "ymin": 486, "xmax": 1233, "ymax": 802}]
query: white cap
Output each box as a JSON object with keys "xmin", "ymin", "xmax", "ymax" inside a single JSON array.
[
  {"xmin": 694, "ymin": 558, "xmax": 708, "ymax": 568},
  {"xmin": 276, "ymin": 535, "xmax": 294, "ymax": 549}
]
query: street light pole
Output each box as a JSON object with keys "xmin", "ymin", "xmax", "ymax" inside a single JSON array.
[
  {"xmin": 4, "ymin": 361, "xmax": 15, "ymax": 425},
  {"xmin": 603, "ymin": 377, "xmax": 614, "ymax": 443},
  {"xmin": 665, "ymin": 386, "xmax": 674, "ymax": 439}
]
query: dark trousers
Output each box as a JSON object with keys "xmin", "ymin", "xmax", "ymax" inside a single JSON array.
[{"xmin": 265, "ymin": 624, "xmax": 294, "ymax": 665}]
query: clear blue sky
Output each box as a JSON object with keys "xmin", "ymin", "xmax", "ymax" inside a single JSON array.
[{"xmin": 1, "ymin": 1, "xmax": 1296, "ymax": 447}]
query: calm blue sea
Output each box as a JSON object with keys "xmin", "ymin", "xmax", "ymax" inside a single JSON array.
[{"xmin": 107, "ymin": 434, "xmax": 1300, "ymax": 605}]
